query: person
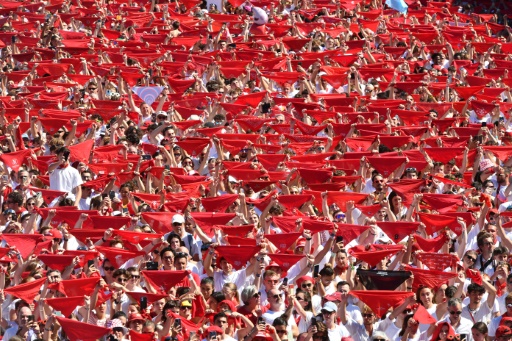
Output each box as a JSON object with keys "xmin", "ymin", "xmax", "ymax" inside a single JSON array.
[
  {"xmin": 441, "ymin": 298, "xmax": 474, "ymax": 341},
  {"xmin": 48, "ymin": 146, "xmax": 83, "ymax": 205}
]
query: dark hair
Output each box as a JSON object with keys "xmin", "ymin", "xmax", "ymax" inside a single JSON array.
[
  {"xmin": 467, "ymin": 283, "xmax": 485, "ymax": 295},
  {"xmin": 201, "ymin": 277, "xmax": 214, "ymax": 286},
  {"xmin": 210, "ymin": 292, "xmax": 226, "ymax": 304},
  {"xmin": 160, "ymin": 247, "xmax": 176, "ymax": 259},
  {"xmin": 472, "ymin": 322, "xmax": 488, "ymax": 335},
  {"xmin": 112, "ymin": 311, "xmax": 127, "ymax": 319},
  {"xmin": 319, "ymin": 265, "xmax": 334, "ymax": 277},
  {"xmin": 7, "ymin": 191, "xmax": 24, "ymax": 206},
  {"xmin": 214, "ymin": 312, "xmax": 228, "ymax": 323},
  {"xmin": 295, "ymin": 289, "xmax": 312, "ymax": 311},
  {"xmin": 273, "ymin": 317, "xmax": 288, "ymax": 327},
  {"xmin": 399, "ymin": 314, "xmax": 415, "ymax": 336}
]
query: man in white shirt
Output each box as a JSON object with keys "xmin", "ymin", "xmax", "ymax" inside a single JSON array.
[
  {"xmin": 321, "ymin": 301, "xmax": 350, "ymax": 341},
  {"xmin": 339, "ymin": 293, "xmax": 382, "ymax": 341},
  {"xmin": 48, "ymin": 147, "xmax": 82, "ymax": 205},
  {"xmin": 441, "ymin": 298, "xmax": 474, "ymax": 341},
  {"xmin": 461, "ymin": 282, "xmax": 496, "ymax": 324}
]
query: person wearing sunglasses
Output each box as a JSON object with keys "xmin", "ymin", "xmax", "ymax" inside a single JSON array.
[
  {"xmin": 474, "ymin": 232, "xmax": 496, "ymax": 278},
  {"xmin": 262, "ymin": 288, "xmax": 297, "ymax": 337},
  {"xmin": 339, "ymin": 292, "xmax": 385, "ymax": 341},
  {"xmin": 292, "ymin": 289, "xmax": 314, "ymax": 333},
  {"xmin": 238, "ymin": 285, "xmax": 262, "ymax": 325},
  {"xmin": 440, "ymin": 298, "xmax": 473, "ymax": 341},
  {"xmin": 126, "ymin": 266, "xmax": 144, "ymax": 293}
]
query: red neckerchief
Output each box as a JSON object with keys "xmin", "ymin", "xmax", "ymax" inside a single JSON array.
[{"xmin": 58, "ymin": 163, "xmax": 69, "ymax": 169}]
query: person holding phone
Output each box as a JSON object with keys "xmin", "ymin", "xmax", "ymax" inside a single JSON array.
[{"xmin": 48, "ymin": 146, "xmax": 83, "ymax": 207}]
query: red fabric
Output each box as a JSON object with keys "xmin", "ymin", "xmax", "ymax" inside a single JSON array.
[
  {"xmin": 277, "ymin": 194, "xmax": 314, "ymax": 211},
  {"xmin": 126, "ymin": 291, "xmax": 169, "ymax": 304},
  {"xmin": 4, "ymin": 277, "xmax": 46, "ymax": 303},
  {"xmin": 418, "ymin": 212, "xmax": 462, "ymax": 235},
  {"xmin": 215, "ymin": 245, "xmax": 261, "ymax": 270},
  {"xmin": 272, "ymin": 216, "xmax": 306, "ymax": 233},
  {"xmin": 0, "ymin": 149, "xmax": 32, "ymax": 171},
  {"xmin": 367, "ymin": 156, "xmax": 407, "ymax": 177},
  {"xmin": 92, "ymin": 145, "xmax": 124, "ymax": 161},
  {"xmin": 404, "ymin": 265, "xmax": 457, "ymax": 291},
  {"xmin": 113, "ymin": 230, "xmax": 163, "ymax": 244},
  {"xmin": 413, "ymin": 304, "xmax": 437, "ymax": 324},
  {"xmin": 190, "ymin": 213, "xmax": 236, "ymax": 236},
  {"xmin": 349, "ymin": 290, "xmax": 414, "ymax": 316},
  {"xmin": 348, "ymin": 245, "xmax": 403, "ymax": 267},
  {"xmin": 37, "ymin": 254, "xmax": 75, "ymax": 271},
  {"xmin": 95, "ymin": 246, "xmax": 144, "ymax": 267},
  {"xmin": 175, "ymin": 139, "xmax": 210, "ymax": 156},
  {"xmin": 377, "ymin": 222, "xmax": 420, "ymax": 243},
  {"xmin": 416, "ymin": 253, "xmax": 459, "ymax": 271},
  {"xmin": 465, "ymin": 268, "xmax": 483, "ymax": 285},
  {"xmin": 225, "ymin": 236, "xmax": 257, "ymax": 246},
  {"xmin": 201, "ymin": 194, "xmax": 239, "ymax": 213},
  {"xmin": 28, "ymin": 186, "xmax": 67, "ymax": 204},
  {"xmin": 414, "ymin": 234, "xmax": 447, "ymax": 252},
  {"xmin": 55, "ymin": 316, "xmax": 110, "ymax": 341},
  {"xmin": 335, "ymin": 223, "xmax": 371, "ymax": 243},
  {"xmin": 45, "ymin": 296, "xmax": 84, "ymax": 317},
  {"xmin": 267, "ymin": 254, "xmax": 304, "ymax": 270},
  {"xmin": 89, "ymin": 216, "xmax": 132, "ymax": 230},
  {"xmin": 129, "ymin": 330, "xmax": 154, "ymax": 341},
  {"xmin": 354, "ymin": 204, "xmax": 382, "ymax": 217},
  {"xmin": 421, "ymin": 194, "xmax": 464, "ymax": 213},
  {"xmin": 483, "ymin": 146, "xmax": 512, "ymax": 162},
  {"xmin": 141, "ymin": 270, "xmax": 190, "ymax": 293},
  {"xmin": 63, "ymin": 250, "xmax": 99, "ymax": 267},
  {"xmin": 2, "ymin": 233, "xmax": 42, "ymax": 258},
  {"xmin": 297, "ymin": 168, "xmax": 333, "ymax": 184},
  {"xmin": 141, "ymin": 212, "xmax": 176, "ymax": 232},
  {"xmin": 264, "ymin": 232, "xmax": 303, "ymax": 252},
  {"xmin": 68, "ymin": 139, "xmax": 94, "ymax": 163},
  {"xmin": 217, "ymin": 225, "xmax": 254, "ymax": 238},
  {"xmin": 423, "ymin": 147, "xmax": 464, "ymax": 163},
  {"xmin": 471, "ymin": 100, "xmax": 497, "ymax": 118},
  {"xmin": 49, "ymin": 277, "xmax": 101, "ymax": 297},
  {"xmin": 387, "ymin": 180, "xmax": 426, "ymax": 205}
]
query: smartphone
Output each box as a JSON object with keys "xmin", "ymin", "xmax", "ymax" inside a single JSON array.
[
  {"xmin": 87, "ymin": 259, "xmax": 94, "ymax": 268},
  {"xmin": 209, "ymin": 331, "xmax": 217, "ymax": 339},
  {"xmin": 282, "ymin": 277, "xmax": 288, "ymax": 286},
  {"xmin": 481, "ymin": 122, "xmax": 486, "ymax": 127},
  {"xmin": 257, "ymin": 317, "xmax": 265, "ymax": 325},
  {"xmin": 174, "ymin": 318, "xmax": 181, "ymax": 328},
  {"xmin": 164, "ymin": 165, "xmax": 170, "ymax": 171},
  {"xmin": 146, "ymin": 261, "xmax": 158, "ymax": 270},
  {"xmin": 311, "ymin": 316, "xmax": 317, "ymax": 326},
  {"xmin": 102, "ymin": 193, "xmax": 108, "ymax": 199},
  {"xmin": 141, "ymin": 154, "xmax": 152, "ymax": 160},
  {"xmin": 11, "ymin": 36, "xmax": 15, "ymax": 43},
  {"xmin": 288, "ymin": 284, "xmax": 295, "ymax": 296},
  {"xmin": 313, "ymin": 264, "xmax": 320, "ymax": 278},
  {"xmin": 474, "ymin": 135, "xmax": 483, "ymax": 143},
  {"xmin": 336, "ymin": 236, "xmax": 344, "ymax": 243},
  {"xmin": 109, "ymin": 191, "xmax": 116, "ymax": 200},
  {"xmin": 27, "ymin": 315, "xmax": 34, "ymax": 322},
  {"xmin": 63, "ymin": 150, "xmax": 70, "ymax": 161},
  {"xmin": 140, "ymin": 296, "xmax": 147, "ymax": 310}
]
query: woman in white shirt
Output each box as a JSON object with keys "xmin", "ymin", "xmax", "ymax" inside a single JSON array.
[{"xmin": 292, "ymin": 289, "xmax": 314, "ymax": 333}]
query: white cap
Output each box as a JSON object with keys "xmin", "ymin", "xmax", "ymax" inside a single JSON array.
[
  {"xmin": 321, "ymin": 301, "xmax": 337, "ymax": 313},
  {"xmin": 372, "ymin": 331, "xmax": 388, "ymax": 341},
  {"xmin": 172, "ymin": 214, "xmax": 185, "ymax": 224}
]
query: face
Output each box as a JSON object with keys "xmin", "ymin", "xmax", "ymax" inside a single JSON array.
[
  {"xmin": 179, "ymin": 304, "xmax": 192, "ymax": 318},
  {"xmin": 18, "ymin": 307, "xmax": 32, "ymax": 326},
  {"xmin": 472, "ymin": 328, "xmax": 487, "ymax": 341},
  {"xmin": 301, "ymin": 281, "xmax": 313, "ymax": 293},
  {"xmin": 392, "ymin": 195, "xmax": 402, "ymax": 208},
  {"xmin": 222, "ymin": 286, "xmax": 234, "ymax": 298},
  {"xmin": 201, "ymin": 283, "xmax": 213, "ymax": 299},
  {"xmin": 173, "ymin": 222, "xmax": 184, "ymax": 234},
  {"xmin": 220, "ymin": 259, "xmax": 232, "ymax": 273},
  {"xmin": 130, "ymin": 319, "xmax": 143, "ymax": 332},
  {"xmin": 264, "ymin": 275, "xmax": 280, "ymax": 290},
  {"xmin": 162, "ymin": 251, "xmax": 174, "ymax": 268},
  {"xmin": 268, "ymin": 290, "xmax": 283, "ymax": 307},
  {"xmin": 448, "ymin": 304, "xmax": 462, "ymax": 322},
  {"xmin": 103, "ymin": 261, "xmax": 115, "ymax": 276},
  {"xmin": 373, "ymin": 176, "xmax": 385, "ymax": 190},
  {"xmin": 362, "ymin": 312, "xmax": 375, "ymax": 325},
  {"xmin": 215, "ymin": 317, "xmax": 229, "ymax": 332},
  {"xmin": 419, "ymin": 288, "xmax": 433, "ymax": 305},
  {"xmin": 18, "ymin": 171, "xmax": 29, "ymax": 185},
  {"xmin": 468, "ymin": 290, "xmax": 484, "ymax": 305},
  {"xmin": 275, "ymin": 325, "xmax": 287, "ymax": 340},
  {"xmin": 153, "ymin": 299, "xmax": 165, "ymax": 313},
  {"xmin": 321, "ymin": 274, "xmax": 335, "ymax": 287},
  {"xmin": 336, "ymin": 252, "xmax": 348, "ymax": 268},
  {"xmin": 481, "ymin": 238, "xmax": 494, "ymax": 251},
  {"xmin": 129, "ymin": 271, "xmax": 140, "ymax": 285}
]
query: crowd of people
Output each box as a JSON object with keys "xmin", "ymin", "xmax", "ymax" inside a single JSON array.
[{"xmin": 0, "ymin": 0, "xmax": 511, "ymax": 340}]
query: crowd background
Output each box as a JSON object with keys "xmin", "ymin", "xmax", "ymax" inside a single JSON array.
[{"xmin": 0, "ymin": 0, "xmax": 512, "ymax": 341}]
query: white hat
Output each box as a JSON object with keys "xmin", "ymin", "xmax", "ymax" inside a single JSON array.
[
  {"xmin": 321, "ymin": 301, "xmax": 337, "ymax": 313},
  {"xmin": 372, "ymin": 331, "xmax": 388, "ymax": 341},
  {"xmin": 172, "ymin": 214, "xmax": 185, "ymax": 224}
]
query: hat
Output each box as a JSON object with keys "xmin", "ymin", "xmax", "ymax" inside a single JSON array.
[
  {"xmin": 156, "ymin": 111, "xmax": 168, "ymax": 118},
  {"xmin": 295, "ymin": 238, "xmax": 306, "ymax": 248},
  {"xmin": 321, "ymin": 301, "xmax": 337, "ymax": 313},
  {"xmin": 2, "ymin": 209, "xmax": 15, "ymax": 215},
  {"xmin": 172, "ymin": 214, "xmax": 185, "ymax": 224},
  {"xmin": 48, "ymin": 228, "xmax": 63, "ymax": 240},
  {"xmin": 325, "ymin": 292, "xmax": 343, "ymax": 302},
  {"xmin": 219, "ymin": 300, "xmax": 237, "ymax": 312},
  {"xmin": 265, "ymin": 261, "xmax": 280, "ymax": 271},
  {"xmin": 372, "ymin": 331, "xmax": 388, "ymax": 341},
  {"xmin": 180, "ymin": 300, "xmax": 192, "ymax": 307},
  {"xmin": 496, "ymin": 326, "xmax": 512, "ymax": 338},
  {"xmin": 500, "ymin": 317, "xmax": 512, "ymax": 326},
  {"xmin": 128, "ymin": 313, "xmax": 146, "ymax": 323},
  {"xmin": 110, "ymin": 318, "xmax": 128, "ymax": 334}
]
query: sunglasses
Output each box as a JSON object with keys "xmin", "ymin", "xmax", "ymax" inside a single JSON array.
[
  {"xmin": 272, "ymin": 293, "xmax": 283, "ymax": 300},
  {"xmin": 117, "ymin": 278, "xmax": 128, "ymax": 283},
  {"xmin": 180, "ymin": 306, "xmax": 192, "ymax": 310},
  {"xmin": 362, "ymin": 314, "xmax": 374, "ymax": 318},
  {"xmin": 103, "ymin": 266, "xmax": 115, "ymax": 271},
  {"xmin": 466, "ymin": 256, "xmax": 476, "ymax": 262},
  {"xmin": 449, "ymin": 311, "xmax": 462, "ymax": 315},
  {"xmin": 301, "ymin": 283, "xmax": 313, "ymax": 288},
  {"xmin": 252, "ymin": 293, "xmax": 261, "ymax": 298},
  {"xmin": 131, "ymin": 275, "xmax": 140, "ymax": 279}
]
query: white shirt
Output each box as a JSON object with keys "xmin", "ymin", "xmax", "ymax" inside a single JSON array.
[
  {"xmin": 49, "ymin": 165, "xmax": 83, "ymax": 199},
  {"xmin": 439, "ymin": 316, "xmax": 474, "ymax": 341},
  {"xmin": 343, "ymin": 318, "xmax": 383, "ymax": 341},
  {"xmin": 327, "ymin": 324, "xmax": 350, "ymax": 341},
  {"xmin": 213, "ymin": 268, "xmax": 247, "ymax": 292}
]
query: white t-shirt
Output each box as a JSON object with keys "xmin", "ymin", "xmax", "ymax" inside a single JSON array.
[
  {"xmin": 49, "ymin": 165, "xmax": 83, "ymax": 199},
  {"xmin": 213, "ymin": 268, "xmax": 247, "ymax": 292},
  {"xmin": 327, "ymin": 324, "xmax": 350, "ymax": 341}
]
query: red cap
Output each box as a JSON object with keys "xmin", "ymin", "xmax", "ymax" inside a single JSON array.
[
  {"xmin": 128, "ymin": 313, "xmax": 146, "ymax": 323},
  {"xmin": 497, "ymin": 326, "xmax": 512, "ymax": 338},
  {"xmin": 219, "ymin": 300, "xmax": 237, "ymax": 312}
]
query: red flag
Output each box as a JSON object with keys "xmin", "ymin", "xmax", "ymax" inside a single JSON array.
[
  {"xmin": 45, "ymin": 296, "xmax": 84, "ymax": 317},
  {"xmin": 2, "ymin": 234, "xmax": 42, "ymax": 258},
  {"xmin": 215, "ymin": 245, "xmax": 261, "ymax": 270},
  {"xmin": 90, "ymin": 216, "xmax": 131, "ymax": 230},
  {"xmin": 377, "ymin": 222, "xmax": 420, "ymax": 243},
  {"xmin": 264, "ymin": 233, "xmax": 303, "ymax": 252},
  {"xmin": 414, "ymin": 234, "xmax": 447, "ymax": 252},
  {"xmin": 423, "ymin": 148, "xmax": 464, "ymax": 164},
  {"xmin": 421, "ymin": 193, "xmax": 464, "ymax": 213},
  {"xmin": 267, "ymin": 253, "xmax": 304, "ymax": 270},
  {"xmin": 68, "ymin": 139, "xmax": 94, "ymax": 163},
  {"xmin": 190, "ymin": 213, "xmax": 236, "ymax": 236},
  {"xmin": 55, "ymin": 316, "xmax": 110, "ymax": 341},
  {"xmin": 0, "ymin": 149, "xmax": 32, "ymax": 171},
  {"xmin": 126, "ymin": 291, "xmax": 169, "ymax": 304},
  {"xmin": 350, "ymin": 290, "xmax": 414, "ymax": 316},
  {"xmin": 49, "ymin": 277, "xmax": 101, "ymax": 297},
  {"xmin": 348, "ymin": 245, "xmax": 403, "ymax": 267},
  {"xmin": 404, "ymin": 265, "xmax": 457, "ymax": 291},
  {"xmin": 141, "ymin": 270, "xmax": 190, "ymax": 293},
  {"xmin": 201, "ymin": 194, "xmax": 239, "ymax": 213},
  {"xmin": 4, "ymin": 277, "xmax": 46, "ymax": 303},
  {"xmin": 367, "ymin": 156, "xmax": 407, "ymax": 177},
  {"xmin": 141, "ymin": 212, "xmax": 175, "ymax": 233},
  {"xmin": 95, "ymin": 246, "xmax": 144, "ymax": 267},
  {"xmin": 216, "ymin": 225, "xmax": 254, "ymax": 238},
  {"xmin": 416, "ymin": 252, "xmax": 459, "ymax": 271},
  {"xmin": 482, "ymin": 146, "xmax": 512, "ymax": 162},
  {"xmin": 129, "ymin": 330, "xmax": 154, "ymax": 341},
  {"xmin": 113, "ymin": 230, "xmax": 163, "ymax": 244},
  {"xmin": 418, "ymin": 212, "xmax": 461, "ymax": 235},
  {"xmin": 413, "ymin": 304, "xmax": 437, "ymax": 324},
  {"xmin": 37, "ymin": 254, "xmax": 75, "ymax": 272},
  {"xmin": 336, "ymin": 223, "xmax": 371, "ymax": 244},
  {"xmin": 388, "ymin": 180, "xmax": 425, "ymax": 205}
]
